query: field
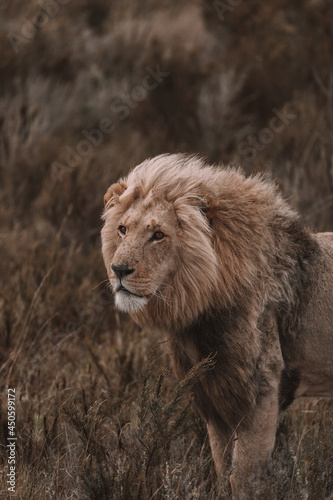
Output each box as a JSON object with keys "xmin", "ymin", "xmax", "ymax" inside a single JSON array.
[{"xmin": 1, "ymin": 1, "xmax": 333, "ymax": 498}]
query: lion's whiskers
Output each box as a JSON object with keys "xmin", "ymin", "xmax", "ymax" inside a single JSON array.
[
  {"xmin": 91, "ymin": 279, "xmax": 110, "ymax": 290},
  {"xmin": 149, "ymin": 280, "xmax": 180, "ymax": 304},
  {"xmin": 150, "ymin": 289, "xmax": 176, "ymax": 307},
  {"xmin": 149, "ymin": 279, "xmax": 179, "ymax": 296}
]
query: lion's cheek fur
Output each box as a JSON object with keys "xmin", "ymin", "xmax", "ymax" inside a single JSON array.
[{"xmin": 131, "ymin": 232, "xmax": 221, "ymax": 329}]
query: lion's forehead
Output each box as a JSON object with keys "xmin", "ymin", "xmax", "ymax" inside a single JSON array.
[{"xmin": 120, "ymin": 197, "xmax": 177, "ymax": 231}]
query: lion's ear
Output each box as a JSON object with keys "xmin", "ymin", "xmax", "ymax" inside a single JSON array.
[
  {"xmin": 199, "ymin": 199, "xmax": 219, "ymax": 221},
  {"xmin": 104, "ymin": 181, "xmax": 127, "ymax": 208}
]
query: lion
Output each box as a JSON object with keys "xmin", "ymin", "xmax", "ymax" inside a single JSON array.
[{"xmin": 101, "ymin": 153, "xmax": 333, "ymax": 494}]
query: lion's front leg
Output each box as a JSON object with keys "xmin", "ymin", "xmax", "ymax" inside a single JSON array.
[
  {"xmin": 207, "ymin": 420, "xmax": 234, "ymax": 477},
  {"xmin": 230, "ymin": 388, "xmax": 280, "ymax": 496}
]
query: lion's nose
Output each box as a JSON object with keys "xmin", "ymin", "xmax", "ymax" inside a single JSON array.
[{"xmin": 111, "ymin": 264, "xmax": 135, "ymax": 279}]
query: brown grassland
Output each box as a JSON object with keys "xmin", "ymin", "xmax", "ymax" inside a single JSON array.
[{"xmin": 1, "ymin": 1, "xmax": 333, "ymax": 498}]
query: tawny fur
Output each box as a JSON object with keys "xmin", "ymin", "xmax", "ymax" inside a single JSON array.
[{"xmin": 101, "ymin": 153, "xmax": 333, "ymax": 494}]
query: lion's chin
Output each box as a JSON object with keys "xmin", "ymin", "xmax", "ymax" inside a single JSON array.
[{"xmin": 114, "ymin": 291, "xmax": 149, "ymax": 314}]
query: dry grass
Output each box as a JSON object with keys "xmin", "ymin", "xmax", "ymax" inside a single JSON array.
[{"xmin": 0, "ymin": 0, "xmax": 333, "ymax": 498}]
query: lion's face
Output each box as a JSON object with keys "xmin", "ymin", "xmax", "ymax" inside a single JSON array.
[
  {"xmin": 101, "ymin": 155, "xmax": 234, "ymax": 328},
  {"xmin": 102, "ymin": 195, "xmax": 180, "ymax": 314}
]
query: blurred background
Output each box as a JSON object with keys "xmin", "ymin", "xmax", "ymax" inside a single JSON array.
[{"xmin": 1, "ymin": 1, "xmax": 333, "ymax": 498}]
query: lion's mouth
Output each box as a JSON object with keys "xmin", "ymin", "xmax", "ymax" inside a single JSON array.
[{"xmin": 115, "ymin": 284, "xmax": 149, "ymax": 299}]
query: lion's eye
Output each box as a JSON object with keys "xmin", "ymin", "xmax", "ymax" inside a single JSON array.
[
  {"xmin": 118, "ymin": 225, "xmax": 127, "ymax": 236},
  {"xmin": 152, "ymin": 231, "xmax": 165, "ymax": 241}
]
